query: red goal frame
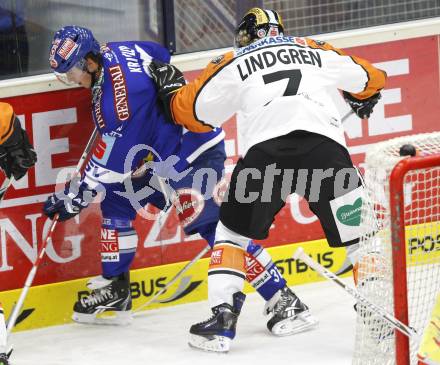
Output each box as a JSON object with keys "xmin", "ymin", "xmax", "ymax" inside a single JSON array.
[{"xmin": 389, "ymin": 154, "xmax": 440, "ymax": 365}]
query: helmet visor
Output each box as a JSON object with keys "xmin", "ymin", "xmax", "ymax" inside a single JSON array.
[{"xmin": 54, "ymin": 59, "xmax": 88, "ymax": 86}]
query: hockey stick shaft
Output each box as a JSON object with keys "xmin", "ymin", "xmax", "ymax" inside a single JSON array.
[
  {"xmin": 293, "ymin": 247, "xmax": 417, "ymax": 338},
  {"xmin": 0, "ymin": 177, "xmax": 12, "ymax": 204},
  {"xmin": 133, "ymin": 244, "xmax": 210, "ymax": 315},
  {"xmin": 341, "ymin": 109, "xmax": 355, "ymax": 123},
  {"xmin": 6, "ymin": 128, "xmax": 98, "ymax": 336}
]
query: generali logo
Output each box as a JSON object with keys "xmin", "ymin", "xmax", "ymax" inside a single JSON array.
[{"xmin": 109, "ymin": 65, "xmax": 130, "ymax": 121}]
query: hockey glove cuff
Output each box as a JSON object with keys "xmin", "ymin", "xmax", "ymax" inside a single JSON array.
[
  {"xmin": 148, "ymin": 60, "xmax": 185, "ymax": 123},
  {"xmin": 43, "ymin": 177, "xmax": 97, "ymax": 221},
  {"xmin": 343, "ymin": 91, "xmax": 381, "ymax": 119},
  {"xmin": 0, "ymin": 118, "xmax": 37, "ymax": 180}
]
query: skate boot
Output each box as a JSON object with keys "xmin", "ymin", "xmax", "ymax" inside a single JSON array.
[
  {"xmin": 188, "ymin": 291, "xmax": 246, "ymax": 353},
  {"xmin": 265, "ymin": 286, "xmax": 318, "ymax": 336},
  {"xmin": 72, "ymin": 272, "xmax": 132, "ymax": 325}
]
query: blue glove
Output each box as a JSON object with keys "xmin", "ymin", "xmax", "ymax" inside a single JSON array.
[{"xmin": 43, "ymin": 177, "xmax": 97, "ymax": 221}]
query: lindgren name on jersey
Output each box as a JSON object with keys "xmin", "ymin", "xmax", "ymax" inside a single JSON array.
[{"xmin": 236, "ymin": 47, "xmax": 322, "ymax": 81}]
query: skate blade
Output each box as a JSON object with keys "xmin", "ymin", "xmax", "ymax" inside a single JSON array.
[
  {"xmin": 72, "ymin": 310, "xmax": 133, "ymax": 326},
  {"xmin": 188, "ymin": 334, "xmax": 231, "ymax": 353},
  {"xmin": 271, "ymin": 311, "xmax": 319, "ymax": 337}
]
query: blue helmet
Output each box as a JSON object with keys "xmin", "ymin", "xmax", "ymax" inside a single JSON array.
[{"xmin": 49, "ymin": 25, "xmax": 100, "ymax": 73}]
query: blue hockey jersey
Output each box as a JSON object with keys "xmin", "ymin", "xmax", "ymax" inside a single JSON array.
[{"xmin": 83, "ymin": 41, "xmax": 224, "ymax": 187}]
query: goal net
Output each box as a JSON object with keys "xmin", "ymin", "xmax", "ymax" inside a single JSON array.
[{"xmin": 352, "ymin": 132, "xmax": 440, "ymax": 365}]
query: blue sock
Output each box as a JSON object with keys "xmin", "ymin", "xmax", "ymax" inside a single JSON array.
[{"xmin": 246, "ymin": 241, "xmax": 286, "ymax": 301}]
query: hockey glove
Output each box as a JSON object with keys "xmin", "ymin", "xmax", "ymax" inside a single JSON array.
[
  {"xmin": 0, "ymin": 118, "xmax": 37, "ymax": 180},
  {"xmin": 43, "ymin": 177, "xmax": 97, "ymax": 221},
  {"xmin": 343, "ymin": 91, "xmax": 381, "ymax": 119},
  {"xmin": 148, "ymin": 60, "xmax": 185, "ymax": 122}
]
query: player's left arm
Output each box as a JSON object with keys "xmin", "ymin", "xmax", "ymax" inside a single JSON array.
[
  {"xmin": 149, "ymin": 52, "xmax": 239, "ymax": 133},
  {"xmin": 0, "ymin": 102, "xmax": 37, "ymax": 180},
  {"xmin": 307, "ymin": 38, "xmax": 386, "ymax": 119}
]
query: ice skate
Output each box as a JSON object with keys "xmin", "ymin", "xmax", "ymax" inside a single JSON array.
[
  {"xmin": 188, "ymin": 292, "xmax": 246, "ymax": 353},
  {"xmin": 264, "ymin": 286, "xmax": 318, "ymax": 336},
  {"xmin": 72, "ymin": 272, "xmax": 132, "ymax": 326}
]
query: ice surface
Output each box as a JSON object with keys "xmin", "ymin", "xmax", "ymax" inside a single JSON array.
[{"xmin": 10, "ymin": 279, "xmax": 356, "ymax": 365}]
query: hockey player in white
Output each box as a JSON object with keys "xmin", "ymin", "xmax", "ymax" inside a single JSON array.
[
  {"xmin": 149, "ymin": 7, "xmax": 386, "ymax": 352},
  {"xmin": 0, "ymin": 102, "xmax": 37, "ymax": 364}
]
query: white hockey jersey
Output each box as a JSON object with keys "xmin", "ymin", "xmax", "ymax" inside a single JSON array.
[{"xmin": 170, "ymin": 36, "xmax": 387, "ymax": 155}]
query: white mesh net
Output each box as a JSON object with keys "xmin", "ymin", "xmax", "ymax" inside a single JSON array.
[{"xmin": 352, "ymin": 132, "xmax": 440, "ymax": 365}]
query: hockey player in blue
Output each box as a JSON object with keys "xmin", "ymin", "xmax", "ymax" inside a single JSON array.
[{"xmin": 43, "ymin": 26, "xmax": 317, "ymax": 335}]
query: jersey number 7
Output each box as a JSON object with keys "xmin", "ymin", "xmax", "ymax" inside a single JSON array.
[{"xmin": 263, "ymin": 70, "xmax": 302, "ymax": 96}]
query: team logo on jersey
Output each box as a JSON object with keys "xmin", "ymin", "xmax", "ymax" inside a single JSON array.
[
  {"xmin": 57, "ymin": 38, "xmax": 78, "ymax": 60},
  {"xmin": 93, "ymin": 135, "xmax": 115, "ymax": 165},
  {"xmin": 100, "ymin": 228, "xmax": 120, "ymax": 262},
  {"xmin": 174, "ymin": 188, "xmax": 205, "ymax": 228},
  {"xmin": 109, "ymin": 65, "xmax": 130, "ymax": 121}
]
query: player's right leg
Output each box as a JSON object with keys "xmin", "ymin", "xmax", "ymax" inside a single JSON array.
[
  {"xmin": 189, "ymin": 139, "xmax": 321, "ymax": 352},
  {"xmin": 175, "ymin": 143, "xmax": 314, "ymax": 337},
  {"xmin": 71, "ymin": 180, "xmax": 161, "ymax": 325},
  {"xmin": 71, "ymin": 215, "xmax": 136, "ymax": 326}
]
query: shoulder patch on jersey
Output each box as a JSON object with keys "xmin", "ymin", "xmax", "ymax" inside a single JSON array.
[
  {"xmin": 211, "ymin": 55, "xmax": 225, "ymax": 65},
  {"xmin": 293, "ymin": 37, "xmax": 307, "ymax": 47}
]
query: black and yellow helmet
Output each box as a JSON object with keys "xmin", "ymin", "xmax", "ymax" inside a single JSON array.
[{"xmin": 234, "ymin": 8, "xmax": 284, "ymax": 48}]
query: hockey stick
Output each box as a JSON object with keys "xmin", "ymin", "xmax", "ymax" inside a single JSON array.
[
  {"xmin": 0, "ymin": 177, "xmax": 12, "ymax": 204},
  {"xmin": 341, "ymin": 109, "xmax": 355, "ymax": 123},
  {"xmin": 293, "ymin": 247, "xmax": 417, "ymax": 338},
  {"xmin": 133, "ymin": 244, "xmax": 210, "ymax": 315},
  {"xmin": 6, "ymin": 127, "xmax": 98, "ymax": 336}
]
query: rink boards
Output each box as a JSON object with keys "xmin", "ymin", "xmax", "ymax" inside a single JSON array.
[
  {"xmin": 1, "ymin": 238, "xmax": 351, "ymax": 332},
  {"xmin": 3, "ymin": 218, "xmax": 440, "ymax": 332}
]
